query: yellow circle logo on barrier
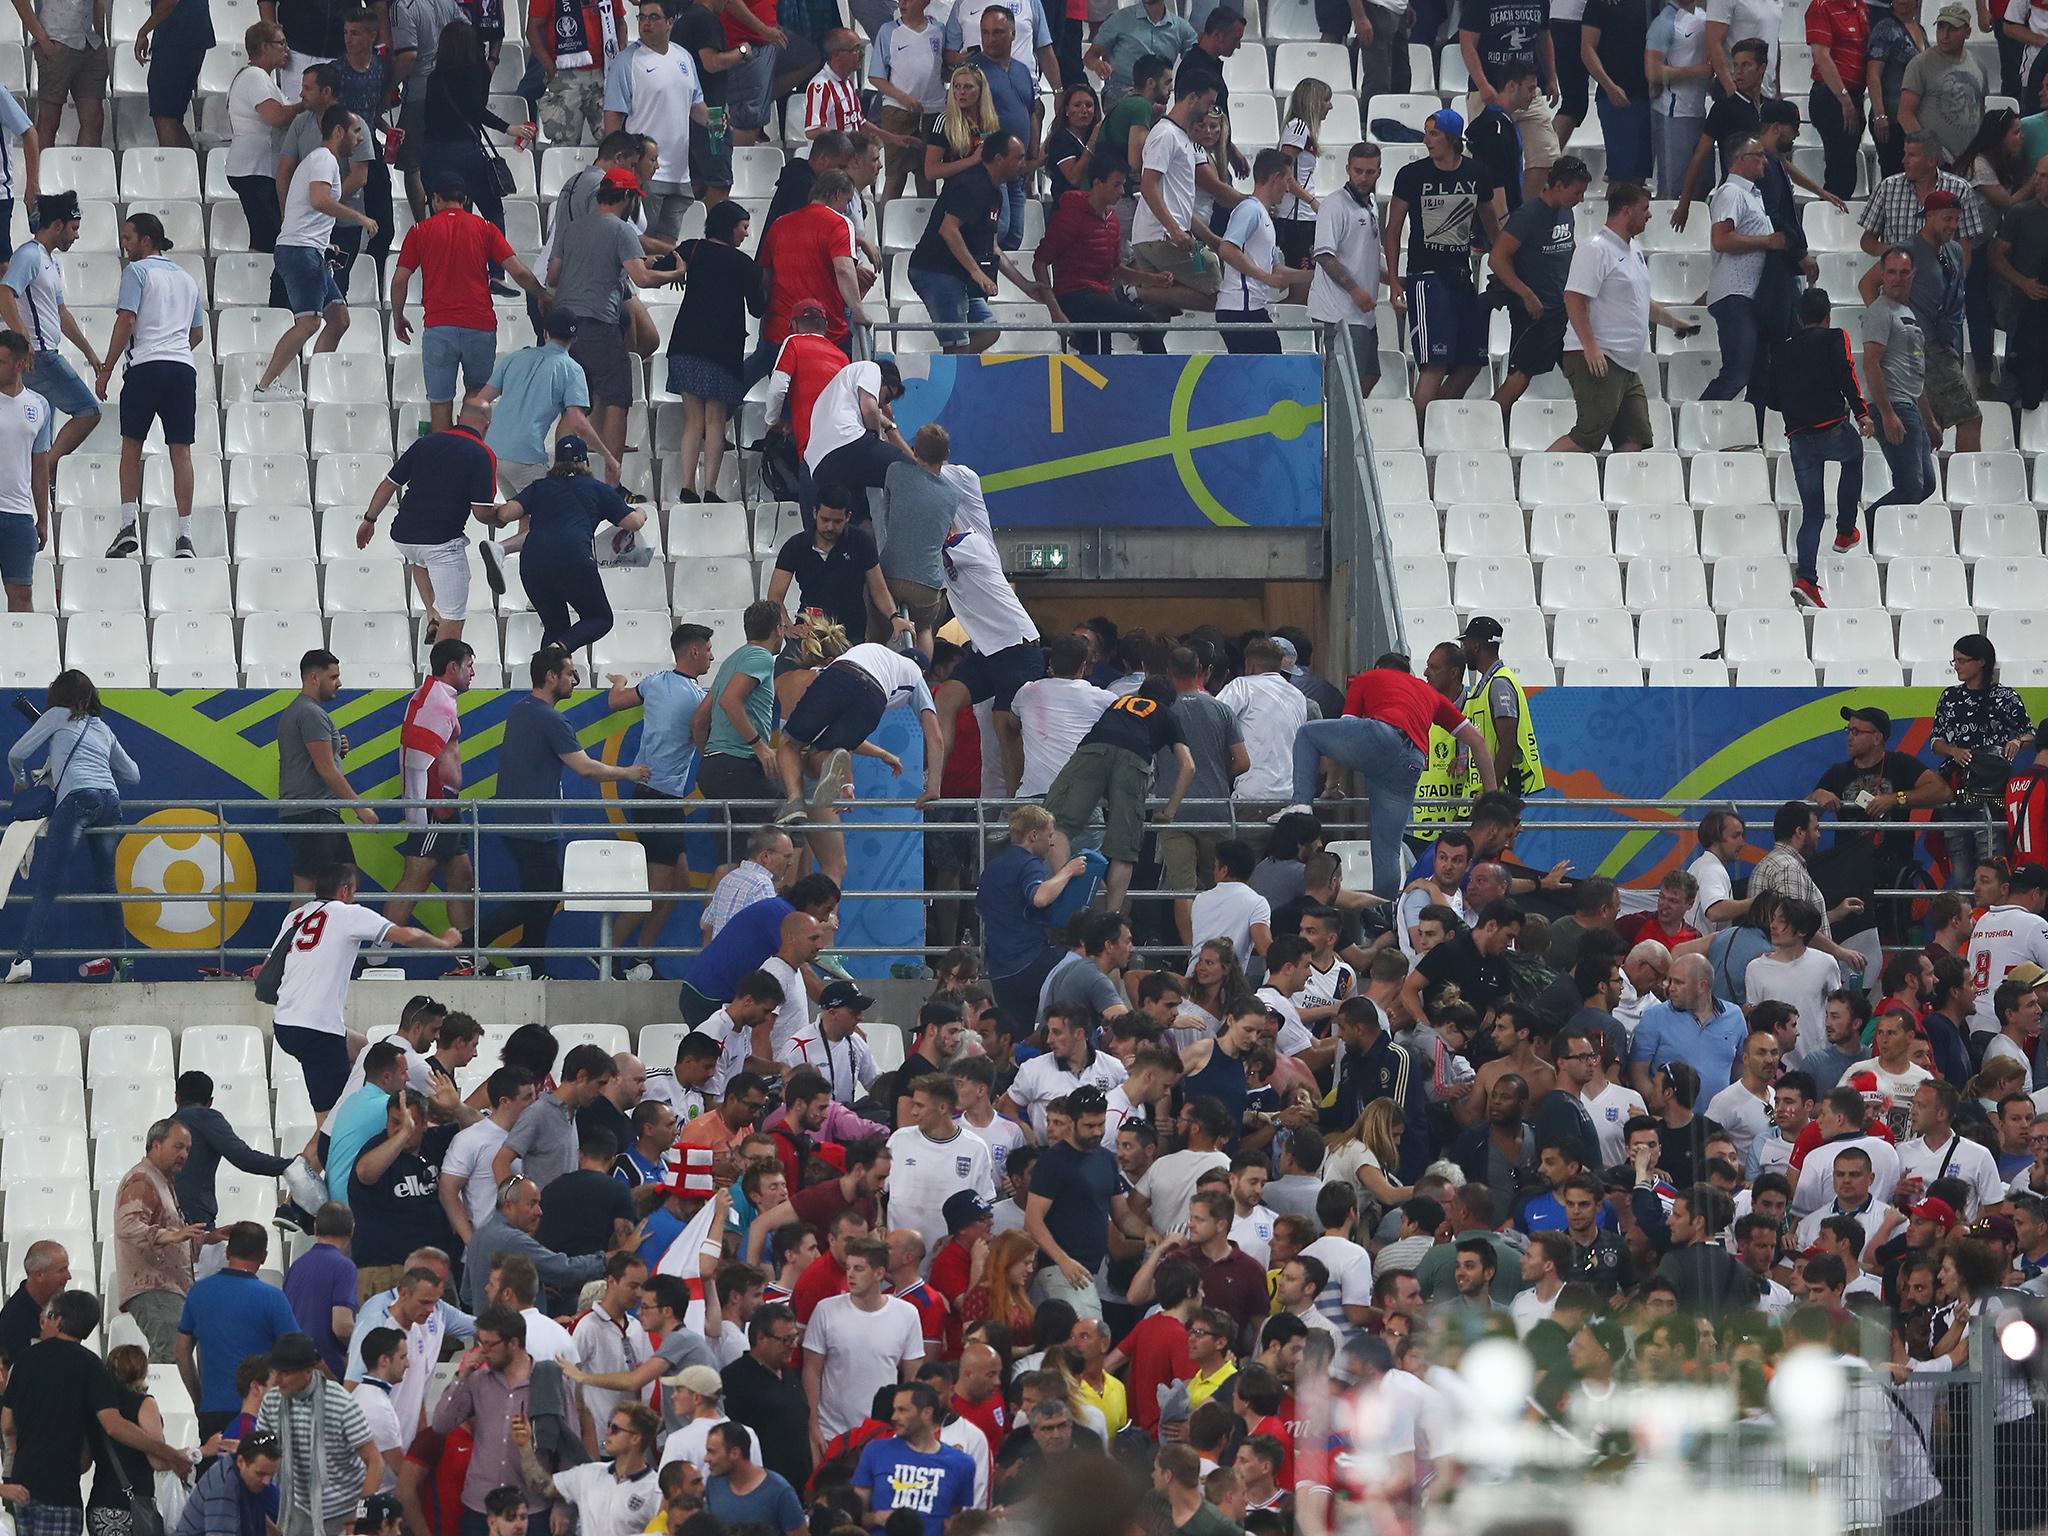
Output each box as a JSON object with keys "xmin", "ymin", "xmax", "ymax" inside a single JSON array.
[{"xmin": 115, "ymin": 808, "xmax": 257, "ymax": 950}]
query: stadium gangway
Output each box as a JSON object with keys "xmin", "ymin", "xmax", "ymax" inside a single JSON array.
[{"xmin": 4, "ymin": 794, "xmax": 2000, "ymax": 976}]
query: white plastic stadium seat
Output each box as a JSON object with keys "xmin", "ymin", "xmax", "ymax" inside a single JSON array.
[
  {"xmin": 1527, "ymin": 505, "xmax": 1612, "ymax": 557},
  {"xmin": 1603, "ymin": 454, "xmax": 1686, "ymax": 505},
  {"xmin": 1538, "ymin": 557, "xmax": 1623, "ymax": 612},
  {"xmin": 1809, "ymin": 610, "xmax": 1898, "ymax": 664},
  {"xmin": 1625, "ymin": 557, "xmax": 1710, "ymax": 611},
  {"xmin": 1884, "ymin": 557, "xmax": 1972, "ymax": 611},
  {"xmin": 1451, "ymin": 556, "xmax": 1536, "ymax": 610},
  {"xmin": 1722, "ymin": 609, "xmax": 1811, "ymax": 662},
  {"xmin": 1431, "ymin": 451, "xmax": 1516, "ymax": 504},
  {"xmin": 0, "ymin": 1078, "xmax": 86, "ymax": 1130},
  {"xmin": 1948, "ymin": 451, "xmax": 2028, "ymax": 506},
  {"xmin": 1550, "ymin": 610, "xmax": 1636, "ymax": 662},
  {"xmin": 0, "ymin": 1026, "xmax": 82, "ymax": 1079},
  {"xmin": 1975, "ymin": 556, "xmax": 2048, "ymax": 611},
  {"xmin": 1960, "ymin": 505, "xmax": 2043, "ymax": 560},
  {"xmin": 1440, "ymin": 504, "xmax": 1524, "ymax": 558},
  {"xmin": 1635, "ymin": 610, "xmax": 1722, "ymax": 662},
  {"xmin": 1519, "ymin": 453, "xmax": 1602, "ymax": 505}
]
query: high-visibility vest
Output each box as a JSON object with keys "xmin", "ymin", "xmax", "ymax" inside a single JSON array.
[
  {"xmin": 1409, "ymin": 724, "xmax": 1473, "ymax": 841},
  {"xmin": 1464, "ymin": 663, "xmax": 1544, "ymax": 796}
]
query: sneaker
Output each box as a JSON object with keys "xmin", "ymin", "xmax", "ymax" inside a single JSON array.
[
  {"xmin": 282, "ymin": 1155, "xmax": 329, "ymax": 1212},
  {"xmin": 174, "ymin": 535, "xmax": 195, "ymax": 558},
  {"xmin": 1268, "ymin": 802, "xmax": 1314, "ymax": 823},
  {"xmin": 253, "ymin": 382, "xmax": 305, "ymax": 402},
  {"xmin": 772, "ymin": 794, "xmax": 808, "ymax": 825},
  {"xmin": 1833, "ymin": 528, "xmax": 1862, "ymax": 553},
  {"xmin": 2, "ymin": 958, "xmax": 27, "ymax": 983},
  {"xmin": 1791, "ymin": 577, "xmax": 1827, "ymax": 609},
  {"xmin": 674, "ymin": 488, "xmax": 701, "ymax": 504},
  {"xmin": 624, "ymin": 961, "xmax": 654, "ymax": 982},
  {"xmin": 809, "ymin": 749, "xmax": 852, "ymax": 818},
  {"xmin": 424, "ymin": 617, "xmax": 439, "ymax": 652},
  {"xmin": 103, "ymin": 526, "xmax": 139, "ymax": 558},
  {"xmin": 479, "ymin": 537, "xmax": 507, "ymax": 595}
]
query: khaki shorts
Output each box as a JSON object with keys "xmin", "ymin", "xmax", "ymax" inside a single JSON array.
[
  {"xmin": 1465, "ymin": 90, "xmax": 1561, "ymax": 170},
  {"xmin": 499, "ymin": 460, "xmax": 546, "ymax": 495},
  {"xmin": 38, "ymin": 41, "xmax": 108, "ymax": 109},
  {"xmin": 1158, "ymin": 827, "xmax": 1223, "ymax": 893},
  {"xmin": 1562, "ymin": 352, "xmax": 1653, "ymax": 451},
  {"xmin": 878, "ymin": 105, "xmax": 933, "ymax": 186},
  {"xmin": 1923, "ymin": 339, "xmax": 1982, "ymax": 427},
  {"xmin": 1132, "ymin": 238, "xmax": 1222, "ymax": 295},
  {"xmin": 870, "ymin": 574, "xmax": 945, "ymax": 641}
]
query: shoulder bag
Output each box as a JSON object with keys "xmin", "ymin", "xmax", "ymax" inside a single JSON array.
[
  {"xmin": 96, "ymin": 1422, "xmax": 167, "ymax": 1536},
  {"xmin": 254, "ymin": 901, "xmax": 325, "ymax": 1004},
  {"xmin": 10, "ymin": 716, "xmax": 98, "ymax": 823}
]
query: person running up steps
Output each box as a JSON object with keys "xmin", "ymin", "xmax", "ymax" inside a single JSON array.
[
  {"xmin": 774, "ymin": 641, "xmax": 944, "ymax": 824},
  {"xmin": 95, "ymin": 213, "xmax": 204, "ymax": 563}
]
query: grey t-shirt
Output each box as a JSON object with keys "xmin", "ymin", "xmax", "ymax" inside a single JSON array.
[
  {"xmin": 282, "ymin": 111, "xmax": 373, "ymax": 210},
  {"xmin": 36, "ymin": 0, "xmax": 101, "ymax": 51},
  {"xmin": 392, "ymin": 0, "xmax": 462, "ymax": 102},
  {"xmin": 1151, "ymin": 691, "xmax": 1242, "ymax": 817},
  {"xmin": 1900, "ymin": 49, "xmax": 1986, "ymax": 164},
  {"xmin": 875, "ymin": 461, "xmax": 956, "ymax": 587},
  {"xmin": 505, "ymin": 1092, "xmax": 580, "ymax": 1188},
  {"xmin": 1044, "ymin": 958, "xmax": 1125, "ymax": 1020},
  {"xmin": 1863, "ymin": 294, "xmax": 1926, "ymax": 401},
  {"xmin": 276, "ymin": 694, "xmax": 340, "ymax": 804},
  {"xmin": 1501, "ymin": 194, "xmax": 1574, "ymax": 311},
  {"xmin": 554, "ymin": 212, "xmax": 644, "ymax": 323},
  {"xmin": 1905, "ymin": 232, "xmax": 1965, "ymax": 345}
]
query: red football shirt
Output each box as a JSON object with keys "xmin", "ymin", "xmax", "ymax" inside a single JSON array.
[
  {"xmin": 1341, "ymin": 669, "xmax": 1470, "ymax": 754},
  {"xmin": 773, "ymin": 333, "xmax": 848, "ymax": 457},
  {"xmin": 761, "ymin": 204, "xmax": 853, "ymax": 343},
  {"xmin": 398, "ymin": 208, "xmax": 516, "ymax": 331},
  {"xmin": 929, "ymin": 1239, "xmax": 974, "ymax": 1358},
  {"xmin": 792, "ymin": 1250, "xmax": 848, "ymax": 1322},
  {"xmin": 953, "ymin": 1389, "xmax": 1007, "ymax": 1448},
  {"xmin": 1121, "ymin": 1312, "xmax": 1192, "ymax": 1435}
]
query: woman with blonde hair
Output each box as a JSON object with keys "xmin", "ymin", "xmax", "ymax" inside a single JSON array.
[
  {"xmin": 1276, "ymin": 79, "xmax": 1331, "ymax": 266},
  {"xmin": 960, "ymin": 1229, "xmax": 1038, "ymax": 1340},
  {"xmin": 1324, "ymin": 1098, "xmax": 1414, "ymax": 1212},
  {"xmin": 924, "ymin": 67, "xmax": 1001, "ymax": 184},
  {"xmin": 772, "ymin": 609, "xmax": 854, "ymax": 885},
  {"xmin": 224, "ymin": 21, "xmax": 302, "ymax": 307}
]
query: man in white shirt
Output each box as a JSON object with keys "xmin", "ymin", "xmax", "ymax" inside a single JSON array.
[
  {"xmin": 1580, "ymin": 1052, "xmax": 1647, "ymax": 1169},
  {"xmin": 1305, "ymin": 142, "xmax": 1382, "ymax": 392},
  {"xmin": 930, "ymin": 505, "xmax": 1044, "ymax": 796},
  {"xmin": 1685, "ymin": 808, "xmax": 1751, "ymax": 935},
  {"xmin": 1135, "ymin": 1098, "xmax": 1231, "ymax": 1233},
  {"xmin": 346, "ymin": 1266, "xmax": 469, "ymax": 1438},
  {"xmin": 1552, "ymin": 181, "xmax": 1692, "ymax": 453},
  {"xmin": 803, "ymin": 1236, "xmax": 926, "ymax": 1443},
  {"xmin": 0, "ymin": 327, "xmax": 49, "ymax": 613},
  {"xmin": 1966, "ymin": 885, "xmax": 2048, "ymax": 1033},
  {"xmin": 1228, "ymin": 1159, "xmax": 1277, "ymax": 1264},
  {"xmin": 1509, "ymin": 1232, "xmax": 1566, "ymax": 1337},
  {"xmin": 1793, "ymin": 1090, "xmax": 1901, "ymax": 1218},
  {"xmin": 254, "ymin": 107, "xmax": 380, "ymax": 401},
  {"xmin": 999, "ymin": 1006, "xmax": 1128, "ymax": 1137},
  {"xmin": 1216, "ymin": 638, "xmax": 1309, "ymax": 812},
  {"xmin": 1301, "ymin": 1187, "xmax": 1375, "ymax": 1339},
  {"xmin": 1793, "ymin": 1145, "xmax": 1895, "ymax": 1251},
  {"xmin": 1703, "ymin": 1028, "xmax": 1777, "ymax": 1164},
  {"xmin": 885, "ymin": 1075, "xmax": 996, "ymax": 1258},
  {"xmin": 1127, "ymin": 76, "xmax": 1224, "ymax": 313},
  {"xmin": 1744, "ymin": 897, "xmax": 1843, "ymax": 1059},
  {"xmin": 572, "ymin": 1252, "xmax": 656, "ymax": 1430},
  {"xmin": 1896, "ymin": 1079, "xmax": 2009, "ymax": 1220},
  {"xmin": 1012, "ymin": 637, "xmax": 1114, "ymax": 798},
  {"xmin": 1188, "ymin": 840, "xmax": 1272, "ymax": 960},
  {"xmin": 0, "ymin": 196, "xmax": 103, "ymax": 490},
  {"xmin": 1699, "ymin": 139, "xmax": 1781, "ymax": 404},
  {"xmin": 93, "ymin": 213, "xmax": 205, "ymax": 566},
  {"xmin": 351, "ymin": 1327, "xmax": 407, "ymax": 1490},
  {"xmin": 805, "ymin": 357, "xmax": 911, "ymax": 524},
  {"xmin": 773, "ymin": 641, "xmax": 945, "ymax": 824},
  {"xmin": 1984, "ymin": 975, "xmax": 2045, "ymax": 1073},
  {"xmin": 439, "ymin": 1067, "xmax": 538, "ymax": 1244},
  {"xmin": 602, "ymin": 0, "xmax": 709, "ymax": 239},
  {"xmin": 778, "ymin": 979, "xmax": 881, "ymax": 1107}
]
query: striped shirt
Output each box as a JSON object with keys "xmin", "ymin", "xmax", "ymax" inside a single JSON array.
[
  {"xmin": 255, "ymin": 1377, "xmax": 374, "ymax": 1524},
  {"xmin": 706, "ymin": 859, "xmax": 777, "ymax": 937},
  {"xmin": 804, "ymin": 64, "xmax": 864, "ymax": 135}
]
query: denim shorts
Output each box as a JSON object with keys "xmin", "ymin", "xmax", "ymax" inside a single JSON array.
[
  {"xmin": 907, "ymin": 264, "xmax": 993, "ymax": 348},
  {"xmin": 0, "ymin": 511, "xmax": 35, "ymax": 586},
  {"xmin": 275, "ymin": 243, "xmax": 343, "ymax": 317},
  {"xmin": 25, "ymin": 352, "xmax": 99, "ymax": 419},
  {"xmin": 422, "ymin": 325, "xmax": 496, "ymax": 404}
]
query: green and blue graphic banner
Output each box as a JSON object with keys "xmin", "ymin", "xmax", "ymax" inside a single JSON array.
[{"xmin": 890, "ymin": 354, "xmax": 1325, "ymax": 528}]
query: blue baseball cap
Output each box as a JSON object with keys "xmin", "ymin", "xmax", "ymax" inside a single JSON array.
[
  {"xmin": 1429, "ymin": 107, "xmax": 1464, "ymax": 136},
  {"xmin": 554, "ymin": 435, "xmax": 590, "ymax": 464}
]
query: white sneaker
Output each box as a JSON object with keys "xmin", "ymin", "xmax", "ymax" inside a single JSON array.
[
  {"xmin": 624, "ymin": 961, "xmax": 654, "ymax": 982},
  {"xmin": 253, "ymin": 382, "xmax": 305, "ymax": 402},
  {"xmin": 2, "ymin": 958, "xmax": 28, "ymax": 983}
]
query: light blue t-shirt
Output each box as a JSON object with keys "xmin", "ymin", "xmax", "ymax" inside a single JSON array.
[
  {"xmin": 635, "ymin": 669, "xmax": 708, "ymax": 798},
  {"xmin": 0, "ymin": 90, "xmax": 34, "ymax": 201},
  {"xmin": 484, "ymin": 343, "xmax": 591, "ymax": 465},
  {"xmin": 116, "ymin": 255, "xmax": 206, "ymax": 370},
  {"xmin": 3, "ymin": 240, "xmax": 64, "ymax": 351},
  {"xmin": 325, "ymin": 1084, "xmax": 393, "ymax": 1205}
]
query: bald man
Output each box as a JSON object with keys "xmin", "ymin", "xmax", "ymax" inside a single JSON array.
[
  {"xmin": 1630, "ymin": 951, "xmax": 1747, "ymax": 1102},
  {"xmin": 759, "ymin": 913, "xmax": 827, "ymax": 1058},
  {"xmin": 579, "ymin": 1052, "xmax": 647, "ymax": 1154}
]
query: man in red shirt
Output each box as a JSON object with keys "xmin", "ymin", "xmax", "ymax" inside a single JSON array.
[
  {"xmin": 1032, "ymin": 159, "xmax": 1170, "ymax": 356},
  {"xmin": 1106, "ymin": 1254, "xmax": 1199, "ymax": 1437},
  {"xmin": 791, "ymin": 1205, "xmax": 872, "ymax": 1321},
  {"xmin": 929, "ymin": 1190, "xmax": 993, "ymax": 1358},
  {"xmin": 392, "ymin": 182, "xmax": 547, "ymax": 431},
  {"xmin": 764, "ymin": 300, "xmax": 849, "ymax": 461},
  {"xmin": 759, "ymin": 173, "xmax": 869, "ymax": 349},
  {"xmin": 885, "ymin": 1228, "xmax": 949, "ymax": 1356},
  {"xmin": 951, "ymin": 1339, "xmax": 1007, "ymax": 1448},
  {"xmin": 1617, "ymin": 870, "xmax": 1704, "ymax": 952},
  {"xmin": 1182, "ymin": 1190, "xmax": 1269, "ymax": 1346},
  {"xmin": 1294, "ymin": 655, "xmax": 1499, "ymax": 900}
]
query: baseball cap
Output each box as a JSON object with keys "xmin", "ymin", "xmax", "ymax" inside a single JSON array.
[
  {"xmin": 540, "ymin": 310, "xmax": 579, "ymax": 341},
  {"xmin": 819, "ymin": 978, "xmax": 876, "ymax": 1012},
  {"xmin": 2012, "ymin": 869, "xmax": 2048, "ymax": 898},
  {"xmin": 1976, "ymin": 1213, "xmax": 2020, "ymax": 1245},
  {"xmin": 1840, "ymin": 705, "xmax": 1892, "ymax": 736},
  {"xmin": 662, "ymin": 1364, "xmax": 725, "ymax": 1397},
  {"xmin": 1428, "ymin": 107, "xmax": 1464, "ymax": 137},
  {"xmin": 1908, "ymin": 1197, "xmax": 1959, "ymax": 1233},
  {"xmin": 1459, "ymin": 615, "xmax": 1503, "ymax": 644},
  {"xmin": 2007, "ymin": 959, "xmax": 2048, "ymax": 984},
  {"xmin": 791, "ymin": 298, "xmax": 829, "ymax": 322},
  {"xmin": 554, "ymin": 435, "xmax": 590, "ymax": 464},
  {"xmin": 1924, "ymin": 189, "xmax": 1962, "ymax": 212},
  {"xmin": 1937, "ymin": 2, "xmax": 1972, "ymax": 23},
  {"xmin": 944, "ymin": 1190, "xmax": 994, "ymax": 1233},
  {"xmin": 603, "ymin": 165, "xmax": 645, "ymax": 193}
]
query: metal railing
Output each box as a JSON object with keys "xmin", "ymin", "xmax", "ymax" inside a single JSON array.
[{"xmin": 0, "ymin": 791, "xmax": 2011, "ymax": 975}]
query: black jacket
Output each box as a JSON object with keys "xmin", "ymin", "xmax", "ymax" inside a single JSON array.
[
  {"xmin": 1632, "ymin": 1186, "xmax": 1760, "ymax": 1316},
  {"xmin": 1773, "ymin": 325, "xmax": 1868, "ymax": 436}
]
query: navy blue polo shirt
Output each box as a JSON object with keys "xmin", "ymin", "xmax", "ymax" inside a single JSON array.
[
  {"xmin": 492, "ymin": 693, "xmax": 580, "ymax": 832},
  {"xmin": 389, "ymin": 424, "xmax": 499, "ymax": 545}
]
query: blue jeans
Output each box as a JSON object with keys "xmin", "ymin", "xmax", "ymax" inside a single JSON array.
[
  {"xmin": 1291, "ymin": 718, "xmax": 1425, "ymax": 900},
  {"xmin": 1788, "ymin": 421, "xmax": 1864, "ymax": 582},
  {"xmin": 1866, "ymin": 400, "xmax": 1935, "ymax": 523},
  {"xmin": 1596, "ymin": 95, "xmax": 1652, "ymax": 180},
  {"xmin": 1702, "ymin": 295, "xmax": 1760, "ymax": 402},
  {"xmin": 907, "ymin": 264, "xmax": 994, "ymax": 348},
  {"xmin": 421, "ymin": 325, "xmax": 496, "ymax": 405},
  {"xmin": 15, "ymin": 787, "xmax": 122, "ymax": 966},
  {"xmin": 995, "ymin": 174, "xmax": 1027, "ymax": 251}
]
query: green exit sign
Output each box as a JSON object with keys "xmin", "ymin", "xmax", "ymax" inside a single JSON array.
[{"xmin": 1017, "ymin": 543, "xmax": 1070, "ymax": 573}]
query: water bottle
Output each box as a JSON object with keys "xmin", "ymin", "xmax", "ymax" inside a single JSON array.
[{"xmin": 708, "ymin": 105, "xmax": 730, "ymax": 156}]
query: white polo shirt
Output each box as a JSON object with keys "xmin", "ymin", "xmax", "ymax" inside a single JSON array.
[
  {"xmin": 1562, "ymin": 224, "xmax": 1653, "ymax": 373},
  {"xmin": 1132, "ymin": 114, "xmax": 1201, "ymax": 246},
  {"xmin": 1895, "ymin": 1130, "xmax": 2008, "ymax": 1220},
  {"xmin": 1685, "ymin": 848, "xmax": 1734, "ymax": 935},
  {"xmin": 550, "ymin": 1462, "xmax": 663, "ymax": 1536},
  {"xmin": 0, "ymin": 385, "xmax": 49, "ymax": 520}
]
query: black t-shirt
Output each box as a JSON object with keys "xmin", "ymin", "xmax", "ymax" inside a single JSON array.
[
  {"xmin": 1392, "ymin": 156, "xmax": 1495, "ymax": 281},
  {"xmin": 2, "ymin": 1338, "xmax": 118, "ymax": 1506},
  {"xmin": 1583, "ymin": 0, "xmax": 1648, "ymax": 95},
  {"xmin": 910, "ymin": 164, "xmax": 1002, "ymax": 276},
  {"xmin": 578, "ymin": 1095, "xmax": 637, "ymax": 1158},
  {"xmin": 1416, "ymin": 933, "xmax": 1509, "ymax": 1011},
  {"xmin": 1081, "ymin": 691, "xmax": 1187, "ymax": 758},
  {"xmin": 1031, "ymin": 1141, "xmax": 1123, "ymax": 1272},
  {"xmin": 1470, "ymin": 0, "xmax": 1548, "ymax": 82},
  {"xmin": 1044, "ymin": 127, "xmax": 1091, "ymax": 204},
  {"xmin": 389, "ymin": 425, "xmax": 497, "ymax": 545},
  {"xmin": 774, "ymin": 526, "xmax": 880, "ymax": 636},
  {"xmin": 723, "ymin": 1355, "xmax": 815, "ymax": 1490},
  {"xmin": 537, "ymin": 1167, "xmax": 637, "ymax": 1255},
  {"xmin": 349, "ymin": 1124, "xmax": 460, "ymax": 1268},
  {"xmin": 1656, "ymin": 1112, "xmax": 1726, "ymax": 1189},
  {"xmin": 279, "ymin": 0, "xmax": 349, "ymax": 56},
  {"xmin": 0, "ymin": 1282, "xmax": 40, "ymax": 1368},
  {"xmin": 1705, "ymin": 91, "xmax": 1763, "ymax": 175},
  {"xmin": 1466, "ymin": 107, "xmax": 1523, "ymax": 215},
  {"xmin": 1175, "ymin": 45, "xmax": 1227, "ymax": 104},
  {"xmin": 676, "ymin": 0, "xmax": 728, "ymax": 105},
  {"xmin": 1817, "ymin": 750, "xmax": 1935, "ymax": 867}
]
